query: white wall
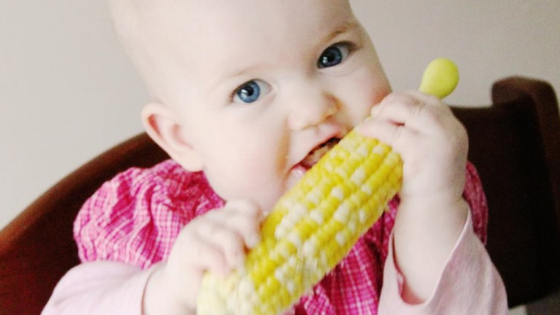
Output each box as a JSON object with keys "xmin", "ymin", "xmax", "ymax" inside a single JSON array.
[
  {"xmin": 1, "ymin": 0, "xmax": 148, "ymax": 227},
  {"xmin": 1, "ymin": 0, "xmax": 559, "ymax": 228},
  {"xmin": 351, "ymin": 0, "xmax": 560, "ymax": 106}
]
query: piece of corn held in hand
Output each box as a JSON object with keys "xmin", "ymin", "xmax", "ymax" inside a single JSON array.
[{"xmin": 197, "ymin": 129, "xmax": 402, "ymax": 315}]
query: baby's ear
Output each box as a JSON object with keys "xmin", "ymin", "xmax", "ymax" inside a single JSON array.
[{"xmin": 142, "ymin": 102, "xmax": 204, "ymax": 171}]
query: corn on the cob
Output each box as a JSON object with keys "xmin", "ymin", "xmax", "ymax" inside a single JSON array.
[
  {"xmin": 197, "ymin": 131, "xmax": 402, "ymax": 315},
  {"xmin": 196, "ymin": 58, "xmax": 458, "ymax": 315}
]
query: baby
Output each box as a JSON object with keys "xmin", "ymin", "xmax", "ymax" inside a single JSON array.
[{"xmin": 43, "ymin": 0, "xmax": 508, "ymax": 314}]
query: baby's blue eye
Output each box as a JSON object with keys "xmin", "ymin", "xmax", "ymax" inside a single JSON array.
[
  {"xmin": 233, "ymin": 80, "xmax": 269, "ymax": 104},
  {"xmin": 317, "ymin": 43, "xmax": 351, "ymax": 68}
]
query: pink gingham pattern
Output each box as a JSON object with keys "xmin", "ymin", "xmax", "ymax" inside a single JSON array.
[{"xmin": 75, "ymin": 159, "xmax": 487, "ymax": 314}]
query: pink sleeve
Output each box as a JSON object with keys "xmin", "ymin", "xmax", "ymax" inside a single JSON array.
[
  {"xmin": 74, "ymin": 160, "xmax": 223, "ymax": 269},
  {"xmin": 44, "ymin": 161, "xmax": 223, "ymax": 314},
  {"xmin": 378, "ymin": 213, "xmax": 508, "ymax": 314},
  {"xmin": 42, "ymin": 261, "xmax": 156, "ymax": 315}
]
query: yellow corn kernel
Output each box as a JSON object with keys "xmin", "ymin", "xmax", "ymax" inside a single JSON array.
[{"xmin": 197, "ymin": 131, "xmax": 403, "ymax": 315}]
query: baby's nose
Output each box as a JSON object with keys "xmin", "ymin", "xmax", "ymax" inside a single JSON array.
[{"xmin": 288, "ymin": 88, "xmax": 337, "ymax": 130}]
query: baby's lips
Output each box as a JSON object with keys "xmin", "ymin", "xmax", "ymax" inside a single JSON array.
[{"xmin": 300, "ymin": 138, "xmax": 340, "ymax": 169}]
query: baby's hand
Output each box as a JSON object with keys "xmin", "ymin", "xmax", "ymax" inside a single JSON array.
[
  {"xmin": 359, "ymin": 90, "xmax": 468, "ymax": 206},
  {"xmin": 359, "ymin": 90, "xmax": 469, "ymax": 302},
  {"xmin": 144, "ymin": 200, "xmax": 262, "ymax": 315}
]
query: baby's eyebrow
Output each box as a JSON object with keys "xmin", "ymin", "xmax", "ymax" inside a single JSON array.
[
  {"xmin": 324, "ymin": 20, "xmax": 361, "ymax": 42},
  {"xmin": 208, "ymin": 19, "xmax": 362, "ymax": 91}
]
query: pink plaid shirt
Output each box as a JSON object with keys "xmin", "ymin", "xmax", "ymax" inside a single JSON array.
[{"xmin": 74, "ymin": 159, "xmax": 488, "ymax": 314}]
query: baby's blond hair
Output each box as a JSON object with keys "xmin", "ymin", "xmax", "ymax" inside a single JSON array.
[{"xmin": 108, "ymin": 0, "xmax": 195, "ymax": 103}]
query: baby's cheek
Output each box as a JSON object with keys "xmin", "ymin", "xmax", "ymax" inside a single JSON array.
[
  {"xmin": 208, "ymin": 157, "xmax": 282, "ymax": 211},
  {"xmin": 346, "ymin": 80, "xmax": 390, "ymax": 124},
  {"xmin": 243, "ymin": 162, "xmax": 285, "ymax": 210}
]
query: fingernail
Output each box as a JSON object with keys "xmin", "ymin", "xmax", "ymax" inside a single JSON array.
[{"xmin": 247, "ymin": 233, "xmax": 261, "ymax": 248}]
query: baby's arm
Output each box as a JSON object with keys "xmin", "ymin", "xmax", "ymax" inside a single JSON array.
[
  {"xmin": 42, "ymin": 261, "xmax": 154, "ymax": 315},
  {"xmin": 359, "ymin": 91, "xmax": 473, "ymax": 302},
  {"xmin": 143, "ymin": 200, "xmax": 262, "ymax": 315},
  {"xmin": 43, "ymin": 200, "xmax": 261, "ymax": 315},
  {"xmin": 379, "ymin": 211, "xmax": 508, "ymax": 314}
]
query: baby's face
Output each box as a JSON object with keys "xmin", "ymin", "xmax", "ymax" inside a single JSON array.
[{"xmin": 146, "ymin": 0, "xmax": 391, "ymax": 211}]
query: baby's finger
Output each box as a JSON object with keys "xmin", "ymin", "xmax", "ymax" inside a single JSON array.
[
  {"xmin": 358, "ymin": 119, "xmax": 420, "ymax": 158},
  {"xmin": 212, "ymin": 200, "xmax": 263, "ymax": 248},
  {"xmin": 183, "ymin": 232, "xmax": 230, "ymax": 275},
  {"xmin": 195, "ymin": 220, "xmax": 248, "ymax": 270},
  {"xmin": 372, "ymin": 92, "xmax": 449, "ymax": 134}
]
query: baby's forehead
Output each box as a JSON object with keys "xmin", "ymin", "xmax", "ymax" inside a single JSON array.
[
  {"xmin": 111, "ymin": 0, "xmax": 254, "ymax": 58},
  {"xmin": 110, "ymin": 0, "xmax": 356, "ymax": 102},
  {"xmin": 112, "ymin": 0, "xmax": 352, "ymax": 34}
]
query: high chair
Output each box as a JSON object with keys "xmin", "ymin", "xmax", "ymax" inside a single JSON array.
[{"xmin": 1, "ymin": 77, "xmax": 559, "ymax": 315}]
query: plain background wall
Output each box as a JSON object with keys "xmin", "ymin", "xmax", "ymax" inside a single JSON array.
[{"xmin": 1, "ymin": 0, "xmax": 559, "ymax": 313}]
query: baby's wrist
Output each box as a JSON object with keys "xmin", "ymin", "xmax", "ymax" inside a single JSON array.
[
  {"xmin": 396, "ymin": 192, "xmax": 468, "ymax": 230},
  {"xmin": 143, "ymin": 263, "xmax": 196, "ymax": 315},
  {"xmin": 399, "ymin": 187, "xmax": 466, "ymax": 212},
  {"xmin": 396, "ymin": 194, "xmax": 468, "ymax": 236}
]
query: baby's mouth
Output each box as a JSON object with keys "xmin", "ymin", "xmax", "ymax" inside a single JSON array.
[{"xmin": 299, "ymin": 138, "xmax": 340, "ymax": 170}]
